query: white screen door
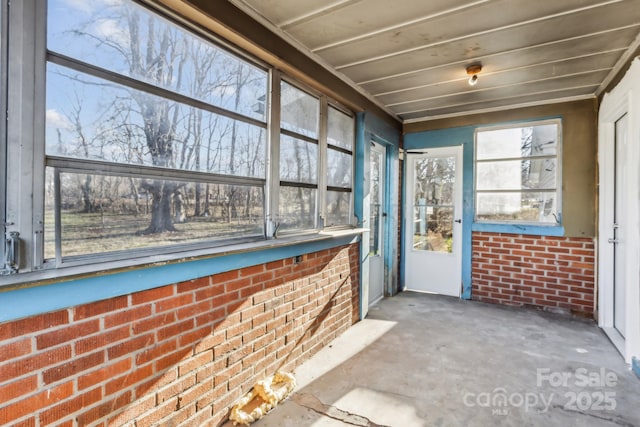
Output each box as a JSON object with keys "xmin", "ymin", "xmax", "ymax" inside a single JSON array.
[
  {"xmin": 369, "ymin": 142, "xmax": 386, "ymax": 304},
  {"xmin": 405, "ymin": 146, "xmax": 463, "ymax": 296}
]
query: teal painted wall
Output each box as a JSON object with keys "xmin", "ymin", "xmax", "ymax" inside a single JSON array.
[
  {"xmin": 404, "ymin": 100, "xmax": 596, "ymax": 238},
  {"xmin": 356, "ymin": 112, "xmax": 402, "ymax": 318},
  {"xmin": 404, "ymin": 127, "xmax": 475, "ymax": 299},
  {"xmin": 404, "ymin": 117, "xmax": 568, "ymax": 299}
]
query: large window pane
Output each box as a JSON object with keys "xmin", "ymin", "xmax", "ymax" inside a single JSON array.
[
  {"xmin": 327, "ymin": 107, "xmax": 353, "ymax": 151},
  {"xmin": 326, "ymin": 191, "xmax": 351, "ymax": 227},
  {"xmin": 476, "ymin": 124, "xmax": 558, "ymax": 160},
  {"xmin": 47, "ymin": 0, "xmax": 267, "ymax": 121},
  {"xmin": 46, "ymin": 64, "xmax": 266, "ymax": 178},
  {"xmin": 476, "ymin": 192, "xmax": 557, "ymax": 223},
  {"xmin": 278, "ymin": 186, "xmax": 316, "ymax": 231},
  {"xmin": 45, "ymin": 169, "xmax": 264, "ymax": 259},
  {"xmin": 327, "ymin": 149, "xmax": 352, "ymax": 188},
  {"xmin": 475, "ymin": 120, "xmax": 561, "ymax": 225},
  {"xmin": 476, "ymin": 159, "xmax": 557, "ymax": 191},
  {"xmin": 280, "ymin": 81, "xmax": 318, "ymax": 139},
  {"xmin": 279, "ymin": 135, "xmax": 317, "ymax": 184}
]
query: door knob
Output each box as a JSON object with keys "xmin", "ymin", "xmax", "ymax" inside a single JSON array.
[{"xmin": 454, "ymin": 219, "xmax": 462, "ymax": 223}]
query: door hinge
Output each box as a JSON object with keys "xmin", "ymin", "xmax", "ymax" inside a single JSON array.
[{"xmin": 1, "ymin": 231, "xmax": 20, "ymax": 275}]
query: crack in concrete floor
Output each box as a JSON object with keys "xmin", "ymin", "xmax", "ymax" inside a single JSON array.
[
  {"xmin": 291, "ymin": 393, "xmax": 391, "ymax": 427},
  {"xmin": 551, "ymin": 404, "xmax": 636, "ymax": 427}
]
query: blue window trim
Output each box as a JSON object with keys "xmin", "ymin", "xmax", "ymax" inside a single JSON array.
[
  {"xmin": 472, "ymin": 222, "xmax": 565, "ymax": 236},
  {"xmin": 473, "ymin": 118, "xmax": 563, "ymax": 227},
  {"xmin": 0, "ymin": 234, "xmax": 360, "ymax": 323}
]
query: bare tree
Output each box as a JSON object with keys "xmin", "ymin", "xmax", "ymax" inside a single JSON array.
[{"xmin": 49, "ymin": 0, "xmax": 267, "ymax": 238}]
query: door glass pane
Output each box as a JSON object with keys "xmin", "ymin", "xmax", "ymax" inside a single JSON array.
[
  {"xmin": 413, "ymin": 206, "xmax": 453, "ymax": 252},
  {"xmin": 369, "ymin": 148, "xmax": 382, "ymax": 256},
  {"xmin": 413, "ymin": 156, "xmax": 455, "ymax": 253}
]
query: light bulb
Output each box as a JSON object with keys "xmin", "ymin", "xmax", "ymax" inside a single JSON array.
[{"xmin": 468, "ymin": 74, "xmax": 478, "ymax": 86}]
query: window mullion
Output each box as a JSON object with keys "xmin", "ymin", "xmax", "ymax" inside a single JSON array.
[
  {"xmin": 0, "ymin": 0, "xmax": 8, "ymax": 272},
  {"xmin": 476, "ymin": 189, "xmax": 557, "ymax": 194},
  {"xmin": 266, "ymin": 69, "xmax": 281, "ymax": 238},
  {"xmin": 3, "ymin": 0, "xmax": 45, "ymax": 274},
  {"xmin": 476, "ymin": 155, "xmax": 556, "ymax": 163},
  {"xmin": 45, "ymin": 156, "xmax": 266, "ymax": 187},
  {"xmin": 318, "ymin": 96, "xmax": 328, "ymax": 228}
]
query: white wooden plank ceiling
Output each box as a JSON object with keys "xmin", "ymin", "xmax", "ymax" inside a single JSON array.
[{"xmin": 230, "ymin": 0, "xmax": 640, "ymax": 122}]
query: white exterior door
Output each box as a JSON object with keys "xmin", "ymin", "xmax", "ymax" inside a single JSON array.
[
  {"xmin": 405, "ymin": 146, "xmax": 463, "ymax": 296},
  {"xmin": 369, "ymin": 142, "xmax": 386, "ymax": 304},
  {"xmin": 613, "ymin": 114, "xmax": 627, "ymax": 338},
  {"xmin": 598, "ymin": 58, "xmax": 640, "ymax": 363}
]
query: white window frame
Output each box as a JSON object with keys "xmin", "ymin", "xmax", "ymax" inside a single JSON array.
[
  {"xmin": 0, "ymin": 0, "xmax": 7, "ymax": 273},
  {"xmin": 278, "ymin": 77, "xmax": 322, "ymax": 232},
  {"xmin": 325, "ymin": 104, "xmax": 355, "ymax": 228},
  {"xmin": 0, "ymin": 0, "xmax": 355, "ymax": 286},
  {"xmin": 0, "ymin": 0, "xmax": 9, "ymax": 274},
  {"xmin": 473, "ymin": 119, "xmax": 563, "ymax": 226},
  {"xmin": 276, "ymin": 76, "xmax": 355, "ymax": 234}
]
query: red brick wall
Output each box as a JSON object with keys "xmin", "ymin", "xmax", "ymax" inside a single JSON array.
[
  {"xmin": 0, "ymin": 244, "xmax": 360, "ymax": 426},
  {"xmin": 471, "ymin": 232, "xmax": 595, "ymax": 316}
]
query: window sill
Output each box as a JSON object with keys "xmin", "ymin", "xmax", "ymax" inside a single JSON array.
[
  {"xmin": 0, "ymin": 228, "xmax": 366, "ymax": 292},
  {"xmin": 471, "ymin": 222, "xmax": 564, "ymax": 236},
  {"xmin": 0, "ymin": 227, "xmax": 365, "ymax": 322}
]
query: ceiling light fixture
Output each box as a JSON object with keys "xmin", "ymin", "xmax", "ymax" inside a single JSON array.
[{"xmin": 466, "ymin": 64, "xmax": 482, "ymax": 86}]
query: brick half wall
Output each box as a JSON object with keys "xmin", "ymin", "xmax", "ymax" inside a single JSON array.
[
  {"xmin": 471, "ymin": 232, "xmax": 595, "ymax": 316},
  {"xmin": 0, "ymin": 243, "xmax": 360, "ymax": 426}
]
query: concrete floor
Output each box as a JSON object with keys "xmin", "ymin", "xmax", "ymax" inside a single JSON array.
[{"xmin": 228, "ymin": 292, "xmax": 640, "ymax": 427}]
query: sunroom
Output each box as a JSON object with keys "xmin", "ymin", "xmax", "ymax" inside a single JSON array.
[{"xmin": 1, "ymin": 0, "xmax": 639, "ymax": 425}]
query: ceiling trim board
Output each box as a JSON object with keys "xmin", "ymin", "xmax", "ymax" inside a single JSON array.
[
  {"xmin": 396, "ymin": 84, "xmax": 599, "ymax": 116},
  {"xmin": 279, "ymin": 0, "xmax": 359, "ymax": 29},
  {"xmin": 402, "ymin": 94, "xmax": 596, "ymax": 124},
  {"xmin": 596, "ymin": 30, "xmax": 640, "ymax": 95}
]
